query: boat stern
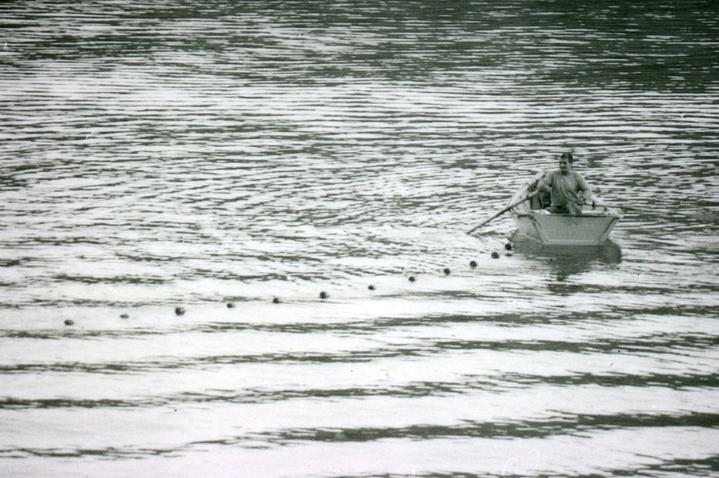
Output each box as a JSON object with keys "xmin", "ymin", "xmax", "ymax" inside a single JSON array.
[{"xmin": 514, "ymin": 210, "xmax": 621, "ymax": 246}]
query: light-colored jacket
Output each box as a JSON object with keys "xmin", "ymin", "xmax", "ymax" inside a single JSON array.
[{"xmin": 538, "ymin": 170, "xmax": 591, "ymax": 208}]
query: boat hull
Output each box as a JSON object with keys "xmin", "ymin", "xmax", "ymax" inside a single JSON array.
[
  {"xmin": 514, "ymin": 211, "xmax": 620, "ymax": 246},
  {"xmin": 509, "ymin": 173, "xmax": 622, "ymax": 246}
]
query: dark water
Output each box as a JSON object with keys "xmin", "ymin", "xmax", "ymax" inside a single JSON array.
[{"xmin": 1, "ymin": 1, "xmax": 718, "ymax": 476}]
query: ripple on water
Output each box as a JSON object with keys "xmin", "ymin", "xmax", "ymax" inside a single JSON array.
[{"xmin": 1, "ymin": 1, "xmax": 718, "ymax": 477}]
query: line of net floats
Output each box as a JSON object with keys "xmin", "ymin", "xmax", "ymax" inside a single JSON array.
[{"xmin": 61, "ymin": 244, "xmax": 513, "ymax": 326}]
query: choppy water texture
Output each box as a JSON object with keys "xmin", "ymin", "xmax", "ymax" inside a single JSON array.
[{"xmin": 1, "ymin": 1, "xmax": 718, "ymax": 477}]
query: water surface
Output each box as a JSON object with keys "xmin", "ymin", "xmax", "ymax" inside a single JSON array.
[{"xmin": 1, "ymin": 1, "xmax": 718, "ymax": 476}]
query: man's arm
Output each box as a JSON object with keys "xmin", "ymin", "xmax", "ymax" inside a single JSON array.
[
  {"xmin": 575, "ymin": 173, "xmax": 592, "ymax": 204},
  {"xmin": 537, "ymin": 172, "xmax": 553, "ymax": 192}
]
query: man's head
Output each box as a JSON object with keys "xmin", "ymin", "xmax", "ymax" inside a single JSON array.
[{"xmin": 559, "ymin": 152, "xmax": 573, "ymax": 174}]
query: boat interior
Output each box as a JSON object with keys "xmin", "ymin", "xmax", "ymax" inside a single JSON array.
[{"xmin": 528, "ymin": 186, "xmax": 550, "ymax": 210}]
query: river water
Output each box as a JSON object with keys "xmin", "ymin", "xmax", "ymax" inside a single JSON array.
[{"xmin": 1, "ymin": 1, "xmax": 718, "ymax": 477}]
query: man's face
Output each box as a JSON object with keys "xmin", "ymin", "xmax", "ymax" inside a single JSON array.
[{"xmin": 559, "ymin": 158, "xmax": 570, "ymax": 174}]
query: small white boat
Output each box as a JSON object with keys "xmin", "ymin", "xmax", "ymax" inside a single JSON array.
[{"xmin": 509, "ymin": 177, "xmax": 622, "ymax": 246}]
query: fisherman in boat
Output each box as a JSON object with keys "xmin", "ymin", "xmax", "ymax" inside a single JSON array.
[{"xmin": 532, "ymin": 152, "xmax": 592, "ymax": 215}]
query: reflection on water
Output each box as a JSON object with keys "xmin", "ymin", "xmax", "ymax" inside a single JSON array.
[{"xmin": 514, "ymin": 238, "xmax": 623, "ymax": 281}]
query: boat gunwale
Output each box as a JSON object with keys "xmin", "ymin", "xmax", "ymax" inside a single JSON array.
[{"xmin": 514, "ymin": 210, "xmax": 623, "ymax": 219}]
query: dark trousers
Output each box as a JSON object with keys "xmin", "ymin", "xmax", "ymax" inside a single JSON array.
[{"xmin": 549, "ymin": 203, "xmax": 583, "ymax": 215}]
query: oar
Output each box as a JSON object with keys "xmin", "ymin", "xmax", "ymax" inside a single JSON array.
[
  {"xmin": 591, "ymin": 201, "xmax": 638, "ymax": 213},
  {"xmin": 595, "ymin": 202, "xmax": 719, "ymax": 223},
  {"xmin": 467, "ymin": 190, "xmax": 540, "ymax": 234}
]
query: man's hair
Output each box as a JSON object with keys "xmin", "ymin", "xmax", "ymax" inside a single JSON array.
[{"xmin": 560, "ymin": 151, "xmax": 574, "ymax": 163}]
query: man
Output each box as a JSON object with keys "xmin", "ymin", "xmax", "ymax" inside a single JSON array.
[{"xmin": 537, "ymin": 152, "xmax": 591, "ymax": 215}]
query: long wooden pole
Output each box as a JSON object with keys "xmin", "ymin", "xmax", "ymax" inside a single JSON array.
[{"xmin": 467, "ymin": 190, "xmax": 539, "ymax": 234}]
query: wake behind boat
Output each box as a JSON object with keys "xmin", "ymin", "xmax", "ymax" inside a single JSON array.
[{"xmin": 509, "ymin": 175, "xmax": 622, "ymax": 246}]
